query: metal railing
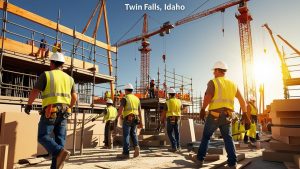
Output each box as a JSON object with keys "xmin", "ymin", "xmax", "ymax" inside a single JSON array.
[{"xmin": 0, "ymin": 2, "xmax": 117, "ymax": 110}]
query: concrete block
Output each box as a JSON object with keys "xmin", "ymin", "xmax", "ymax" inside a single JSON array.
[
  {"xmin": 294, "ymin": 155, "xmax": 300, "ymax": 168},
  {"xmin": 272, "ymin": 134, "xmax": 300, "ymax": 145},
  {"xmin": 271, "ymin": 99, "xmax": 300, "ymax": 112},
  {"xmin": 270, "ymin": 140, "xmax": 300, "ymax": 152},
  {"xmin": 271, "ymin": 117, "xmax": 300, "ymax": 126},
  {"xmin": 263, "ymin": 150, "xmax": 300, "ymax": 162},
  {"xmin": 0, "ymin": 144, "xmax": 8, "ymax": 169},
  {"xmin": 180, "ymin": 119, "xmax": 196, "ymax": 146},
  {"xmin": 272, "ymin": 126, "xmax": 300, "ymax": 137}
]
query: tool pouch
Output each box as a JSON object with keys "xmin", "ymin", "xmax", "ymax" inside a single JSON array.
[
  {"xmin": 45, "ymin": 104, "xmax": 58, "ymax": 119},
  {"xmin": 125, "ymin": 114, "xmax": 135, "ymax": 125},
  {"xmin": 62, "ymin": 106, "xmax": 72, "ymax": 119}
]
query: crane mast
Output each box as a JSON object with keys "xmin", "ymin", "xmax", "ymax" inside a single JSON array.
[{"xmin": 235, "ymin": 1, "xmax": 256, "ymax": 101}]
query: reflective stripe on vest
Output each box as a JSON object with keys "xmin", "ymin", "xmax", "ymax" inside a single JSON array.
[
  {"xmin": 104, "ymin": 106, "xmax": 117, "ymax": 121},
  {"xmin": 208, "ymin": 77, "xmax": 237, "ymax": 111},
  {"xmin": 123, "ymin": 94, "xmax": 140, "ymax": 117},
  {"xmin": 166, "ymin": 97, "xmax": 181, "ymax": 117},
  {"xmin": 249, "ymin": 103, "xmax": 258, "ymax": 115},
  {"xmin": 42, "ymin": 70, "xmax": 74, "ymax": 108}
]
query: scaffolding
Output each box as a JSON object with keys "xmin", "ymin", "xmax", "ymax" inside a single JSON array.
[{"xmin": 0, "ymin": 0, "xmax": 117, "ymax": 155}]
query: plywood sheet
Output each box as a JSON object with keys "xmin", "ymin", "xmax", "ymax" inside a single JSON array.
[{"xmin": 180, "ymin": 119, "xmax": 196, "ymax": 145}]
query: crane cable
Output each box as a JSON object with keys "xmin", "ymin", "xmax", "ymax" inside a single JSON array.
[
  {"xmin": 186, "ymin": 0, "xmax": 213, "ymax": 17},
  {"xmin": 221, "ymin": 9, "xmax": 225, "ymax": 37},
  {"xmin": 115, "ymin": 15, "xmax": 144, "ymax": 44}
]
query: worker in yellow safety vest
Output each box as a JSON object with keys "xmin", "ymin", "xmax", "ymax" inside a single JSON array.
[
  {"xmin": 25, "ymin": 52, "xmax": 77, "ymax": 169},
  {"xmin": 191, "ymin": 61, "xmax": 251, "ymax": 168},
  {"xmin": 244, "ymin": 96, "xmax": 258, "ymax": 144},
  {"xmin": 116, "ymin": 83, "xmax": 143, "ymax": 159},
  {"xmin": 103, "ymin": 99, "xmax": 117, "ymax": 148},
  {"xmin": 160, "ymin": 88, "xmax": 183, "ymax": 152},
  {"xmin": 232, "ymin": 114, "xmax": 246, "ymax": 141}
]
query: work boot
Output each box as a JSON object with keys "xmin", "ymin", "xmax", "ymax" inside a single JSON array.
[
  {"xmin": 189, "ymin": 154, "xmax": 203, "ymax": 168},
  {"xmin": 176, "ymin": 147, "xmax": 182, "ymax": 152},
  {"xmin": 116, "ymin": 153, "xmax": 130, "ymax": 159},
  {"xmin": 133, "ymin": 146, "xmax": 140, "ymax": 158},
  {"xmin": 168, "ymin": 148, "xmax": 177, "ymax": 152},
  {"xmin": 56, "ymin": 149, "xmax": 70, "ymax": 169}
]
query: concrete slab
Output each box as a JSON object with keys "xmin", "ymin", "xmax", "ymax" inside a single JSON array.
[
  {"xmin": 180, "ymin": 119, "xmax": 196, "ymax": 146},
  {"xmin": 269, "ymin": 140, "xmax": 300, "ymax": 152},
  {"xmin": 262, "ymin": 150, "xmax": 300, "ymax": 162},
  {"xmin": 272, "ymin": 126, "xmax": 300, "ymax": 137}
]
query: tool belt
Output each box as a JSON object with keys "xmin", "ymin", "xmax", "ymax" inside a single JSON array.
[
  {"xmin": 168, "ymin": 116, "xmax": 179, "ymax": 125},
  {"xmin": 42, "ymin": 104, "xmax": 71, "ymax": 119},
  {"xmin": 209, "ymin": 110, "xmax": 234, "ymax": 124},
  {"xmin": 125, "ymin": 114, "xmax": 140, "ymax": 125}
]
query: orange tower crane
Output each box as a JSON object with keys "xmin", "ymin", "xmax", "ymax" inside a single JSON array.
[
  {"xmin": 117, "ymin": 0, "xmax": 254, "ymax": 101},
  {"xmin": 235, "ymin": 1, "xmax": 255, "ymax": 101}
]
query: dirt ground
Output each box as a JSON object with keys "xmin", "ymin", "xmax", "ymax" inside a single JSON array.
[{"xmin": 16, "ymin": 146, "xmax": 286, "ymax": 169}]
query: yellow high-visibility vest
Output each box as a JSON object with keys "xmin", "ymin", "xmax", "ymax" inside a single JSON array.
[
  {"xmin": 249, "ymin": 103, "xmax": 258, "ymax": 116},
  {"xmin": 166, "ymin": 97, "xmax": 181, "ymax": 117},
  {"xmin": 208, "ymin": 77, "xmax": 237, "ymax": 111},
  {"xmin": 42, "ymin": 70, "xmax": 74, "ymax": 108},
  {"xmin": 104, "ymin": 106, "xmax": 117, "ymax": 122},
  {"xmin": 246, "ymin": 122, "xmax": 257, "ymax": 139},
  {"xmin": 123, "ymin": 94, "xmax": 140, "ymax": 117}
]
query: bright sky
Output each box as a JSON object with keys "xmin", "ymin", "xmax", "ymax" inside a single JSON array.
[{"xmin": 9, "ymin": 0, "xmax": 300, "ymax": 110}]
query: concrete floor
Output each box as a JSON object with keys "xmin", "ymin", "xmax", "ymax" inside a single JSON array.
[{"xmin": 16, "ymin": 147, "xmax": 286, "ymax": 169}]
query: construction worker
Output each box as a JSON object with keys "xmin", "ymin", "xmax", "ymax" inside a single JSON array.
[
  {"xmin": 105, "ymin": 91, "xmax": 111, "ymax": 100},
  {"xmin": 92, "ymin": 99, "xmax": 117, "ymax": 148},
  {"xmin": 24, "ymin": 52, "xmax": 77, "ymax": 169},
  {"xmin": 244, "ymin": 96, "xmax": 258, "ymax": 144},
  {"xmin": 149, "ymin": 79, "xmax": 156, "ymax": 98},
  {"xmin": 192, "ymin": 61, "xmax": 250, "ymax": 168},
  {"xmin": 161, "ymin": 88, "xmax": 182, "ymax": 152},
  {"xmin": 116, "ymin": 83, "xmax": 143, "ymax": 159}
]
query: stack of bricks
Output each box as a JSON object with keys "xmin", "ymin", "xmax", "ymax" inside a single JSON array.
[{"xmin": 262, "ymin": 99, "xmax": 300, "ymax": 168}]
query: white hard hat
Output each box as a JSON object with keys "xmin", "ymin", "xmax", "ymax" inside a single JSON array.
[
  {"xmin": 50, "ymin": 52, "xmax": 65, "ymax": 63},
  {"xmin": 249, "ymin": 96, "xmax": 256, "ymax": 101},
  {"xmin": 151, "ymin": 78, "xmax": 155, "ymax": 81},
  {"xmin": 212, "ymin": 61, "xmax": 228, "ymax": 70},
  {"xmin": 168, "ymin": 88, "xmax": 176, "ymax": 94},
  {"xmin": 124, "ymin": 83, "xmax": 134, "ymax": 90},
  {"xmin": 106, "ymin": 99, "xmax": 113, "ymax": 104}
]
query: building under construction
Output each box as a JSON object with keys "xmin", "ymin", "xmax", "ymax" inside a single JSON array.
[{"xmin": 0, "ymin": 0, "xmax": 300, "ymax": 169}]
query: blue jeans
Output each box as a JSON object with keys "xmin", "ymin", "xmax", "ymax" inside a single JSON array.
[
  {"xmin": 197, "ymin": 111, "xmax": 237, "ymax": 166},
  {"xmin": 122, "ymin": 121, "xmax": 139, "ymax": 155},
  {"xmin": 166, "ymin": 117, "xmax": 180, "ymax": 149},
  {"xmin": 38, "ymin": 113, "xmax": 67, "ymax": 169}
]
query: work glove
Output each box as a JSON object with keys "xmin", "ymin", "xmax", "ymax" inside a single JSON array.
[
  {"xmin": 241, "ymin": 113, "xmax": 251, "ymax": 130},
  {"xmin": 24, "ymin": 105, "xmax": 32, "ymax": 115},
  {"xmin": 200, "ymin": 108, "xmax": 206, "ymax": 122},
  {"xmin": 91, "ymin": 118, "xmax": 96, "ymax": 122}
]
